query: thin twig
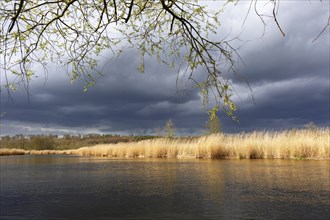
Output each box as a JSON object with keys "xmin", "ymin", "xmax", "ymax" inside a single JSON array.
[
  {"xmin": 312, "ymin": 16, "xmax": 329, "ymax": 42},
  {"xmin": 273, "ymin": 0, "xmax": 285, "ymax": 37}
]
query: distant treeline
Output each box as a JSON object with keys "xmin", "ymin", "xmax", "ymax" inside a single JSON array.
[{"xmin": 0, "ymin": 134, "xmax": 158, "ymax": 150}]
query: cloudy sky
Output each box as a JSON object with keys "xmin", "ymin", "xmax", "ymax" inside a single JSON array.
[{"xmin": 1, "ymin": 1, "xmax": 329, "ymax": 136}]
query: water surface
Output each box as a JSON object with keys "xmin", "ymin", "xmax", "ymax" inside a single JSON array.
[{"xmin": 1, "ymin": 155, "xmax": 329, "ymax": 219}]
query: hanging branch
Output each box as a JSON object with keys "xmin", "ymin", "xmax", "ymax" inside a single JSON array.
[
  {"xmin": 272, "ymin": 0, "xmax": 285, "ymax": 37},
  {"xmin": 312, "ymin": 16, "xmax": 329, "ymax": 42},
  {"xmin": 8, "ymin": 0, "xmax": 25, "ymax": 33},
  {"xmin": 125, "ymin": 0, "xmax": 134, "ymax": 23}
]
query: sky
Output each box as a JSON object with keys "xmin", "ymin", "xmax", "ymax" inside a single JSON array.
[{"xmin": 0, "ymin": 1, "xmax": 329, "ymax": 136}]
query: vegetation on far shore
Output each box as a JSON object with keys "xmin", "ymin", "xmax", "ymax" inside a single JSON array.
[
  {"xmin": 0, "ymin": 134, "xmax": 157, "ymax": 151},
  {"xmin": 1, "ymin": 128, "xmax": 329, "ymax": 160}
]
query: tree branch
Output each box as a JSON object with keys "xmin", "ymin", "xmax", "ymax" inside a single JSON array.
[
  {"xmin": 113, "ymin": 0, "xmax": 117, "ymax": 24},
  {"xmin": 312, "ymin": 16, "xmax": 329, "ymax": 42},
  {"xmin": 8, "ymin": 0, "xmax": 24, "ymax": 33},
  {"xmin": 125, "ymin": 0, "xmax": 134, "ymax": 23},
  {"xmin": 273, "ymin": 0, "xmax": 285, "ymax": 37}
]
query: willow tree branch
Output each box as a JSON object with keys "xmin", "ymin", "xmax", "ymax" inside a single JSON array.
[
  {"xmin": 273, "ymin": 0, "xmax": 285, "ymax": 37},
  {"xmin": 125, "ymin": 0, "xmax": 134, "ymax": 23},
  {"xmin": 312, "ymin": 16, "xmax": 329, "ymax": 42},
  {"xmin": 8, "ymin": 0, "xmax": 24, "ymax": 33},
  {"xmin": 113, "ymin": 0, "xmax": 118, "ymax": 24}
]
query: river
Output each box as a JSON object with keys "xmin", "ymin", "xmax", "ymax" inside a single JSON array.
[{"xmin": 0, "ymin": 155, "xmax": 329, "ymax": 219}]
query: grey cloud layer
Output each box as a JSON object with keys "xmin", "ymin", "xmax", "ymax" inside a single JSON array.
[{"xmin": 1, "ymin": 52, "xmax": 206, "ymax": 135}]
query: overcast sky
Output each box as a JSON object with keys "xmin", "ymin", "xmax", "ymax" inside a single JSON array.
[{"xmin": 1, "ymin": 1, "xmax": 329, "ymax": 136}]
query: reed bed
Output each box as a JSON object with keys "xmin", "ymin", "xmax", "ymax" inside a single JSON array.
[
  {"xmin": 72, "ymin": 128, "xmax": 330, "ymax": 159},
  {"xmin": 1, "ymin": 128, "xmax": 329, "ymax": 159},
  {"xmin": 0, "ymin": 148, "xmax": 74, "ymax": 156},
  {"xmin": 0, "ymin": 148, "xmax": 28, "ymax": 156}
]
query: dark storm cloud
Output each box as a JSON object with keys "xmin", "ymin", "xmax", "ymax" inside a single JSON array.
[
  {"xmin": 226, "ymin": 27, "xmax": 330, "ymax": 131},
  {"xmin": 228, "ymin": 1, "xmax": 329, "ymax": 85},
  {"xmin": 1, "ymin": 51, "xmax": 206, "ymax": 135},
  {"xmin": 220, "ymin": 1, "xmax": 330, "ymax": 131},
  {"xmin": 232, "ymin": 37, "xmax": 329, "ymax": 85},
  {"xmin": 0, "ymin": 1, "xmax": 329, "ymax": 136},
  {"xmin": 227, "ymin": 77, "xmax": 330, "ymax": 131}
]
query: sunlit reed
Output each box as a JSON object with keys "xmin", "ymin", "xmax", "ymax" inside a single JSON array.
[
  {"xmin": 0, "ymin": 148, "xmax": 27, "ymax": 156},
  {"xmin": 72, "ymin": 128, "xmax": 330, "ymax": 159},
  {"xmin": 1, "ymin": 128, "xmax": 329, "ymax": 159}
]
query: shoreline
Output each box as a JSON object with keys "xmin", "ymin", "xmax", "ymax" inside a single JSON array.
[
  {"xmin": 1, "ymin": 150, "xmax": 329, "ymax": 160},
  {"xmin": 1, "ymin": 128, "xmax": 329, "ymax": 160}
]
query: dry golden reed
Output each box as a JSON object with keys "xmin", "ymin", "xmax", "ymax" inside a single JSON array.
[
  {"xmin": 0, "ymin": 148, "xmax": 27, "ymax": 156},
  {"xmin": 0, "ymin": 149, "xmax": 74, "ymax": 156},
  {"xmin": 1, "ymin": 128, "xmax": 329, "ymax": 159},
  {"xmin": 72, "ymin": 128, "xmax": 330, "ymax": 159}
]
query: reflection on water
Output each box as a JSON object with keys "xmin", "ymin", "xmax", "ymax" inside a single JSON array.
[{"xmin": 1, "ymin": 155, "xmax": 329, "ymax": 219}]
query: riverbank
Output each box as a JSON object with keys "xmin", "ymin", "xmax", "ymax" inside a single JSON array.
[{"xmin": 1, "ymin": 128, "xmax": 329, "ymax": 159}]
